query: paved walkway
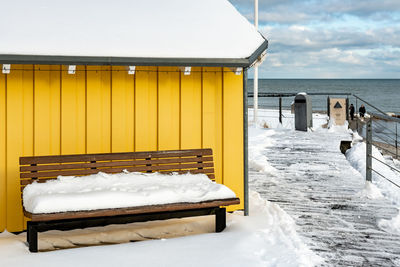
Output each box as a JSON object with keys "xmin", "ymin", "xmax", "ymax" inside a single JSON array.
[{"xmin": 249, "ymin": 128, "xmax": 400, "ymax": 266}]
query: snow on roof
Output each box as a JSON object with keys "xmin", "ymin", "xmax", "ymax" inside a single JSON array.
[{"xmin": 0, "ymin": 0, "xmax": 266, "ymax": 61}]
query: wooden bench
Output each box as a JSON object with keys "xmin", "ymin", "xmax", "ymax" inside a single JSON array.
[{"xmin": 19, "ymin": 148, "xmax": 240, "ymax": 252}]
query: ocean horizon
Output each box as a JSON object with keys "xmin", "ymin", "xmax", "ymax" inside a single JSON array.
[{"xmin": 247, "ymin": 79, "xmax": 400, "ymax": 114}]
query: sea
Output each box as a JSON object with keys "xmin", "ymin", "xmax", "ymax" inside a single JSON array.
[
  {"xmin": 247, "ymin": 79, "xmax": 400, "ymax": 149},
  {"xmin": 247, "ymin": 79, "xmax": 400, "ymax": 114}
]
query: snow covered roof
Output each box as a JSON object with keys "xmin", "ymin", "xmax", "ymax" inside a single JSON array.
[{"xmin": 0, "ymin": 0, "xmax": 268, "ymax": 67}]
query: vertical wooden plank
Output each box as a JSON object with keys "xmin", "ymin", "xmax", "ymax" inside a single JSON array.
[
  {"xmin": 0, "ymin": 71, "xmax": 6, "ymax": 232},
  {"xmin": 34, "ymin": 65, "xmax": 61, "ymax": 156},
  {"xmin": 111, "ymin": 66, "xmax": 134, "ymax": 153},
  {"xmin": 180, "ymin": 67, "xmax": 202, "ymax": 149},
  {"xmin": 202, "ymin": 67, "xmax": 223, "ymax": 184},
  {"xmin": 61, "ymin": 65, "xmax": 86, "ymax": 155},
  {"xmin": 158, "ymin": 67, "xmax": 180, "ymax": 150},
  {"xmin": 223, "ymin": 68, "xmax": 244, "ymax": 210},
  {"xmin": 6, "ymin": 65, "xmax": 34, "ymax": 231},
  {"xmin": 86, "ymin": 66, "xmax": 111, "ymax": 153},
  {"xmin": 135, "ymin": 66, "xmax": 158, "ymax": 151}
]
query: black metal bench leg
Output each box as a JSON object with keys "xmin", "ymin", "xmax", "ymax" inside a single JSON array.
[
  {"xmin": 215, "ymin": 207, "xmax": 226, "ymax": 232},
  {"xmin": 27, "ymin": 221, "xmax": 38, "ymax": 252},
  {"xmin": 26, "ymin": 223, "xmax": 30, "ymax": 244}
]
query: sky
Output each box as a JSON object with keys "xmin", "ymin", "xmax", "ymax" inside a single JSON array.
[{"xmin": 229, "ymin": 0, "xmax": 400, "ymax": 79}]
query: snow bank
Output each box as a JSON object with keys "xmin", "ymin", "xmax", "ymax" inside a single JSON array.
[
  {"xmin": 23, "ymin": 172, "xmax": 236, "ymax": 214},
  {"xmin": 346, "ymin": 140, "xmax": 400, "ymax": 234},
  {"xmin": 248, "ymin": 127, "xmax": 277, "ymax": 174},
  {"xmin": 355, "ymin": 181, "xmax": 383, "ymax": 199},
  {"xmin": 227, "ymin": 192, "xmax": 322, "ymax": 266},
  {"xmin": 346, "ymin": 142, "xmax": 400, "ymax": 205},
  {"xmin": 326, "ymin": 118, "xmax": 352, "ymax": 134},
  {"xmin": 378, "ymin": 212, "xmax": 400, "ymax": 235},
  {"xmin": 0, "ymin": 191, "xmax": 320, "ymax": 267},
  {"xmin": 352, "ymin": 131, "xmax": 363, "ymax": 142}
]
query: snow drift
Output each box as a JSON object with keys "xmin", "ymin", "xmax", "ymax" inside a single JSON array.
[{"xmin": 0, "ymin": 191, "xmax": 321, "ymax": 267}]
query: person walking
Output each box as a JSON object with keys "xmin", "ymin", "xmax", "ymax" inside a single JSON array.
[
  {"xmin": 349, "ymin": 104, "xmax": 355, "ymax": 120},
  {"xmin": 359, "ymin": 104, "xmax": 366, "ymax": 118}
]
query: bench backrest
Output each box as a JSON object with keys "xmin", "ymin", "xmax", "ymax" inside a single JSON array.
[{"xmin": 19, "ymin": 149, "xmax": 215, "ymax": 194}]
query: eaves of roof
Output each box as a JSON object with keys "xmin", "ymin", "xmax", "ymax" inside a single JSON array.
[{"xmin": 0, "ymin": 39, "xmax": 268, "ymax": 68}]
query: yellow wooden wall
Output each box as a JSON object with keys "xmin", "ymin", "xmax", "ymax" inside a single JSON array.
[{"xmin": 0, "ymin": 65, "xmax": 243, "ymax": 232}]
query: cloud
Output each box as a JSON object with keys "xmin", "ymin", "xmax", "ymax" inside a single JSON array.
[
  {"xmin": 262, "ymin": 25, "xmax": 400, "ymax": 53},
  {"xmin": 321, "ymin": 0, "xmax": 400, "ymax": 17},
  {"xmin": 230, "ymin": 0, "xmax": 400, "ymax": 24},
  {"xmin": 228, "ymin": 0, "xmax": 400, "ymax": 78}
]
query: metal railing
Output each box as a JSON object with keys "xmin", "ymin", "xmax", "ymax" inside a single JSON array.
[
  {"xmin": 247, "ymin": 91, "xmax": 400, "ymax": 188},
  {"xmin": 366, "ymin": 114, "xmax": 400, "ymax": 189}
]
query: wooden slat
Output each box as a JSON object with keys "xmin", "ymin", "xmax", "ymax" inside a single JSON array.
[
  {"xmin": 19, "ymin": 149, "xmax": 217, "ymax": 198},
  {"xmin": 206, "ymin": 174, "xmax": 215, "ymax": 179},
  {"xmin": 20, "ymin": 156, "xmax": 214, "ymax": 172},
  {"xmin": 24, "ymin": 198, "xmax": 240, "ymax": 222},
  {"xmin": 20, "ymin": 170, "xmax": 215, "ymax": 188},
  {"xmin": 20, "ymin": 149, "xmax": 213, "ymax": 165},
  {"xmin": 159, "ymin": 169, "xmax": 215, "ymax": 176},
  {"xmin": 20, "ymin": 171, "xmax": 215, "ymax": 190},
  {"xmin": 20, "ymin": 162, "xmax": 214, "ymax": 179}
]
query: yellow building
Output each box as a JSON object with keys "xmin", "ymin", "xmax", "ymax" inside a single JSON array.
[{"xmin": 0, "ymin": 0, "xmax": 267, "ymax": 232}]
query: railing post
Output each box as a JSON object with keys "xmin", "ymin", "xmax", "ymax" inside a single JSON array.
[
  {"xmin": 396, "ymin": 123, "xmax": 398, "ymax": 159},
  {"xmin": 355, "ymin": 98, "xmax": 358, "ymax": 131},
  {"xmin": 243, "ymin": 69, "xmax": 249, "ymax": 216},
  {"xmin": 279, "ymin": 97, "xmax": 282, "ymax": 124},
  {"xmin": 366, "ymin": 118, "xmax": 372, "ymax": 182}
]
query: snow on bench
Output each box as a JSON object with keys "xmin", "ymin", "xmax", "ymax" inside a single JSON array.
[
  {"xmin": 23, "ymin": 171, "xmax": 236, "ymax": 214},
  {"xmin": 19, "ymin": 149, "xmax": 240, "ymax": 252}
]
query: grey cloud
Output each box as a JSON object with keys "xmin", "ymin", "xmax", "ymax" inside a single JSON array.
[
  {"xmin": 255, "ymin": 25, "xmax": 400, "ymax": 78},
  {"xmin": 256, "ymin": 47, "xmax": 400, "ymax": 78},
  {"xmin": 261, "ymin": 26, "xmax": 398, "ymax": 54},
  {"xmin": 229, "ymin": 0, "xmax": 400, "ymax": 24},
  {"xmin": 228, "ymin": 0, "xmax": 400, "ymax": 78},
  {"xmin": 321, "ymin": 0, "xmax": 400, "ymax": 16}
]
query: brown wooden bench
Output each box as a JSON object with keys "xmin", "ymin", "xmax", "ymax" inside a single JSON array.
[{"xmin": 19, "ymin": 148, "xmax": 240, "ymax": 252}]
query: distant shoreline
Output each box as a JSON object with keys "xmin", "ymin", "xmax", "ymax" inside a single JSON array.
[
  {"xmin": 247, "ymin": 78, "xmax": 400, "ymax": 80},
  {"xmin": 248, "ymin": 107, "xmax": 399, "ymax": 117}
]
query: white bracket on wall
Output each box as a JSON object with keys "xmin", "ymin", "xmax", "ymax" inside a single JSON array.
[
  {"xmin": 184, "ymin": 66, "xmax": 191, "ymax": 75},
  {"xmin": 230, "ymin": 67, "xmax": 242, "ymax": 75},
  {"xmin": 128, "ymin": 66, "xmax": 136, "ymax": 75},
  {"xmin": 2, "ymin": 64, "xmax": 10, "ymax": 74},
  {"xmin": 179, "ymin": 67, "xmax": 191, "ymax": 75},
  {"xmin": 68, "ymin": 65, "xmax": 76, "ymax": 74}
]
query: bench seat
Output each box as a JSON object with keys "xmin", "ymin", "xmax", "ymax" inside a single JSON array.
[
  {"xmin": 19, "ymin": 148, "xmax": 240, "ymax": 252},
  {"xmin": 24, "ymin": 198, "xmax": 240, "ymax": 222}
]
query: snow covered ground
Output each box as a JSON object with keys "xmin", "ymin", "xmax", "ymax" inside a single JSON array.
[
  {"xmin": 0, "ymin": 191, "xmax": 321, "ymax": 267},
  {"xmin": 345, "ymin": 133, "xmax": 400, "ymax": 236},
  {"xmin": 1, "ymin": 108, "xmax": 323, "ymax": 266},
  {"xmin": 249, "ymin": 108, "xmax": 400, "ymax": 266},
  {"xmin": 2, "ymin": 108, "xmax": 400, "ymax": 266}
]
